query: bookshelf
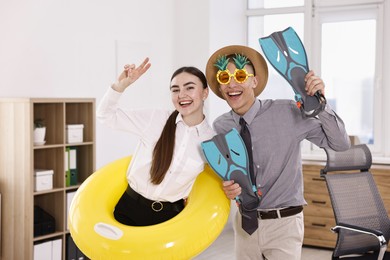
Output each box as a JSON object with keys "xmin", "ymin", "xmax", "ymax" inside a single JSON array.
[{"xmin": 0, "ymin": 98, "xmax": 95, "ymax": 260}]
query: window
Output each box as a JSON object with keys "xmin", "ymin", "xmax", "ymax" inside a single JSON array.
[
  {"xmin": 247, "ymin": 0, "xmax": 386, "ymax": 159},
  {"xmin": 248, "ymin": 0, "xmax": 303, "ymax": 9},
  {"xmin": 248, "ymin": 13, "xmax": 304, "ymax": 100},
  {"xmin": 318, "ymin": 15, "xmax": 377, "ymax": 145}
]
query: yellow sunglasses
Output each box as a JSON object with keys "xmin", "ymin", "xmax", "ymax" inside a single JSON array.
[{"xmin": 216, "ymin": 69, "xmax": 254, "ymax": 85}]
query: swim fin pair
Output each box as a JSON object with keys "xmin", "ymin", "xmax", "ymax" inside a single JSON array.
[
  {"xmin": 259, "ymin": 27, "xmax": 326, "ymax": 117},
  {"xmin": 201, "ymin": 128, "xmax": 260, "ymax": 212}
]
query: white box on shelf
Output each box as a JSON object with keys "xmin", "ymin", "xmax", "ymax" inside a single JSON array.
[
  {"xmin": 34, "ymin": 169, "xmax": 54, "ymax": 192},
  {"xmin": 51, "ymin": 238, "xmax": 62, "ymax": 260},
  {"xmin": 34, "ymin": 240, "xmax": 51, "ymax": 260},
  {"xmin": 33, "ymin": 238, "xmax": 62, "ymax": 260},
  {"xmin": 66, "ymin": 124, "xmax": 84, "ymax": 143}
]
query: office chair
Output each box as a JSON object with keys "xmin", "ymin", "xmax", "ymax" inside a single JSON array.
[{"xmin": 320, "ymin": 144, "xmax": 390, "ymax": 260}]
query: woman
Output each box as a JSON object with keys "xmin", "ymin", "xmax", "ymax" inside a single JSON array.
[{"xmin": 97, "ymin": 57, "xmax": 214, "ymax": 226}]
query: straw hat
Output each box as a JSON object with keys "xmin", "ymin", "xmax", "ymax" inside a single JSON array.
[{"xmin": 205, "ymin": 45, "xmax": 268, "ymax": 99}]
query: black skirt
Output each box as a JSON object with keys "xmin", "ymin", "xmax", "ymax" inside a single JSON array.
[{"xmin": 113, "ymin": 185, "xmax": 185, "ymax": 226}]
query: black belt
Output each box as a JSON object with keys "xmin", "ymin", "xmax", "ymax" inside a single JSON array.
[
  {"xmin": 126, "ymin": 185, "xmax": 184, "ymax": 213},
  {"xmin": 257, "ymin": 206, "xmax": 303, "ymax": 220}
]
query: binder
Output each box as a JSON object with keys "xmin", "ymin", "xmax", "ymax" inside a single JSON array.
[
  {"xmin": 66, "ymin": 235, "xmax": 86, "ymax": 260},
  {"xmin": 65, "ymin": 147, "xmax": 78, "ymax": 186},
  {"xmin": 66, "ymin": 235, "xmax": 77, "ymax": 260},
  {"xmin": 76, "ymin": 248, "xmax": 86, "ymax": 260},
  {"xmin": 70, "ymin": 169, "xmax": 78, "ymax": 186},
  {"xmin": 66, "ymin": 192, "xmax": 76, "ymax": 230},
  {"xmin": 69, "ymin": 147, "xmax": 78, "ymax": 186},
  {"xmin": 65, "ymin": 148, "xmax": 71, "ymax": 187}
]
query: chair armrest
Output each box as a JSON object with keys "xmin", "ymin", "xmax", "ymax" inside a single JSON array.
[
  {"xmin": 331, "ymin": 222, "xmax": 387, "ymax": 246},
  {"xmin": 332, "ymin": 223, "xmax": 388, "ymax": 260},
  {"xmin": 333, "ymin": 222, "xmax": 383, "ymax": 236}
]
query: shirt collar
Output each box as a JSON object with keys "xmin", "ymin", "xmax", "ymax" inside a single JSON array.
[
  {"xmin": 232, "ymin": 99, "xmax": 261, "ymax": 125},
  {"xmin": 175, "ymin": 113, "xmax": 209, "ymax": 137},
  {"xmin": 175, "ymin": 113, "xmax": 183, "ymax": 124}
]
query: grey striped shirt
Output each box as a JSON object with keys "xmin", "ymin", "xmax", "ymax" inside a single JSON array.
[{"xmin": 213, "ymin": 99, "xmax": 350, "ymax": 209}]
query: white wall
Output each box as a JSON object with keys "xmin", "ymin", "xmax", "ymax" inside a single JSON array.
[
  {"xmin": 0, "ymin": 0, "xmax": 212, "ymax": 168},
  {"xmin": 207, "ymin": 0, "xmax": 247, "ymax": 123}
]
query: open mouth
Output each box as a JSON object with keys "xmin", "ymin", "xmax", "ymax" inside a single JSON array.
[
  {"xmin": 179, "ymin": 100, "xmax": 193, "ymax": 107},
  {"xmin": 227, "ymin": 91, "xmax": 242, "ymax": 97}
]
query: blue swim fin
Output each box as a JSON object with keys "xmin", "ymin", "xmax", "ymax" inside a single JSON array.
[
  {"xmin": 201, "ymin": 128, "xmax": 260, "ymax": 209},
  {"xmin": 259, "ymin": 27, "xmax": 326, "ymax": 117}
]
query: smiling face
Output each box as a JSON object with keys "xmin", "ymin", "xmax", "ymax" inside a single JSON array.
[
  {"xmin": 218, "ymin": 62, "xmax": 258, "ymax": 115},
  {"xmin": 170, "ymin": 72, "xmax": 208, "ymax": 126}
]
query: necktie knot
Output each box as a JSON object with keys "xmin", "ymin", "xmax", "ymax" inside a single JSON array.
[{"xmin": 240, "ymin": 117, "xmax": 247, "ymax": 133}]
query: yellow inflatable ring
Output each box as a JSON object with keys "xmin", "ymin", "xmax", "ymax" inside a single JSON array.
[{"xmin": 69, "ymin": 156, "xmax": 230, "ymax": 259}]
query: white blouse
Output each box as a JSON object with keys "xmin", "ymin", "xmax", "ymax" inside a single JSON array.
[{"xmin": 97, "ymin": 87, "xmax": 215, "ymax": 202}]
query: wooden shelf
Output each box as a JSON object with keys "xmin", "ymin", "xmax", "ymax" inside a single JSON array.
[{"xmin": 0, "ymin": 98, "xmax": 95, "ymax": 260}]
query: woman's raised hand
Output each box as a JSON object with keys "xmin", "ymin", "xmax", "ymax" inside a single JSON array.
[{"xmin": 112, "ymin": 57, "xmax": 151, "ymax": 93}]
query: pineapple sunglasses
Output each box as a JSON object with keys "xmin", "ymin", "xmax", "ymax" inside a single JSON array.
[{"xmin": 216, "ymin": 68, "xmax": 254, "ymax": 85}]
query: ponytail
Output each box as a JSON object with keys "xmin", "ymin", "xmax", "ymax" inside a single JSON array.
[{"xmin": 150, "ymin": 110, "xmax": 179, "ymax": 184}]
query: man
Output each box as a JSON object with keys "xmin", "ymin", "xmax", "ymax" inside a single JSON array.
[{"xmin": 205, "ymin": 45, "xmax": 350, "ymax": 259}]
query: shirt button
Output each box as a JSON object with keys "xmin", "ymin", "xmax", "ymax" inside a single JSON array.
[{"xmin": 256, "ymin": 165, "xmax": 260, "ymax": 168}]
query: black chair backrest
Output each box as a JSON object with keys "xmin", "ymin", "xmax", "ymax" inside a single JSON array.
[
  {"xmin": 321, "ymin": 144, "xmax": 372, "ymax": 174},
  {"xmin": 322, "ymin": 144, "xmax": 390, "ymax": 257}
]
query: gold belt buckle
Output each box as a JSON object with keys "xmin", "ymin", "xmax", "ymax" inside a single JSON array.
[{"xmin": 151, "ymin": 201, "xmax": 163, "ymax": 212}]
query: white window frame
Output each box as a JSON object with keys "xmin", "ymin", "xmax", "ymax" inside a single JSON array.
[
  {"xmin": 246, "ymin": 0, "xmax": 389, "ymax": 163},
  {"xmin": 311, "ymin": 1, "xmax": 384, "ymax": 154}
]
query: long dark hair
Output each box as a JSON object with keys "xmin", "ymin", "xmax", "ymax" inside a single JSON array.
[{"xmin": 149, "ymin": 67, "xmax": 208, "ymax": 185}]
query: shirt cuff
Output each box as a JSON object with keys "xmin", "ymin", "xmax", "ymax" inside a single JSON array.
[{"xmin": 105, "ymin": 86, "xmax": 123, "ymax": 102}]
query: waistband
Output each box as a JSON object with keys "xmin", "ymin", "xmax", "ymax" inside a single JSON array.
[
  {"xmin": 257, "ymin": 206, "xmax": 303, "ymax": 220},
  {"xmin": 126, "ymin": 185, "xmax": 184, "ymax": 213}
]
